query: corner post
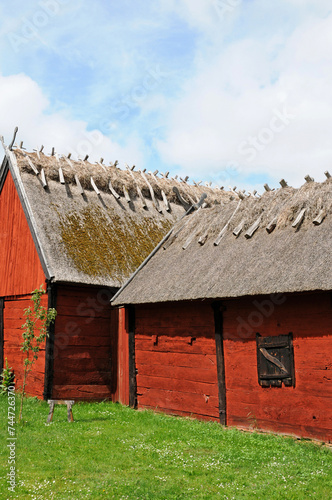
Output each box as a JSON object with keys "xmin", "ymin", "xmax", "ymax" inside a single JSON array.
[
  {"xmin": 212, "ymin": 301, "xmax": 227, "ymax": 425},
  {"xmin": 127, "ymin": 305, "xmax": 137, "ymax": 409},
  {"xmin": 43, "ymin": 281, "xmax": 57, "ymax": 400}
]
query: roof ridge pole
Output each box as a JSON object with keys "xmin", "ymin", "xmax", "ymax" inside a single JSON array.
[{"xmin": 111, "ymin": 193, "xmax": 207, "ymax": 305}]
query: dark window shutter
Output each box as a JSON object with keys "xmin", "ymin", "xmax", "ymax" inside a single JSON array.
[{"xmin": 256, "ymin": 333, "xmax": 295, "ymax": 388}]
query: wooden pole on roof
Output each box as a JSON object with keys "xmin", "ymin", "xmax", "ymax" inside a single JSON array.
[
  {"xmin": 63, "ymin": 155, "xmax": 84, "ymax": 195},
  {"xmin": 126, "ymin": 164, "xmax": 146, "ymax": 208},
  {"xmin": 140, "ymin": 170, "xmax": 162, "ymax": 213}
]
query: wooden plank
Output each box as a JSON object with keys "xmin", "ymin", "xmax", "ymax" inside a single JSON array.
[
  {"xmin": 4, "ymin": 348, "xmax": 46, "ymax": 369},
  {"xmin": 161, "ymin": 190, "xmax": 170, "ymax": 211},
  {"xmin": 24, "ymin": 154, "xmax": 39, "ymax": 175},
  {"xmin": 142, "ymin": 405, "xmax": 219, "ymax": 422},
  {"xmin": 54, "ymin": 316, "xmax": 110, "ymax": 332},
  {"xmin": 59, "ymin": 167, "xmax": 65, "ymax": 184},
  {"xmin": 44, "ymin": 282, "xmax": 56, "ymax": 400},
  {"xmin": 117, "ymin": 307, "xmax": 129, "ymax": 405},
  {"xmin": 52, "ymin": 384, "xmax": 112, "ymax": 398},
  {"xmin": 55, "ymin": 303, "xmax": 111, "ymax": 318},
  {"xmin": 138, "ymin": 388, "xmax": 219, "ymax": 418},
  {"xmin": 136, "ymin": 350, "xmax": 216, "ymax": 369},
  {"xmin": 226, "ymin": 388, "xmax": 332, "ymax": 429},
  {"xmin": 140, "ymin": 171, "xmax": 162, "ymax": 212},
  {"xmin": 53, "ymin": 358, "xmax": 111, "ymax": 372},
  {"xmin": 90, "ymin": 177, "xmax": 100, "ymax": 195},
  {"xmin": 137, "ymin": 374, "xmax": 218, "ymax": 397},
  {"xmin": 229, "ymin": 415, "xmax": 332, "ymax": 442},
  {"xmin": 128, "ymin": 305, "xmax": 137, "ymax": 409},
  {"xmin": 245, "ymin": 216, "xmax": 261, "ymax": 239},
  {"xmin": 212, "ymin": 302, "xmax": 226, "ymax": 425},
  {"xmin": 108, "ymin": 180, "xmax": 120, "ymax": 200},
  {"xmin": 56, "ymin": 286, "xmax": 114, "ymax": 302},
  {"xmin": 313, "ymin": 210, "xmax": 326, "ymax": 226},
  {"xmin": 54, "ymin": 370, "xmax": 111, "ymax": 386},
  {"xmin": 266, "ymin": 217, "xmax": 278, "ymax": 234},
  {"xmin": 139, "ymin": 363, "xmax": 218, "ymax": 384},
  {"xmin": 172, "ymin": 186, "xmax": 191, "ymax": 211},
  {"xmin": 136, "ymin": 308, "xmax": 214, "ymax": 328},
  {"xmin": 292, "ymin": 208, "xmax": 306, "ymax": 229},
  {"xmin": 233, "ymin": 220, "xmax": 245, "ymax": 237},
  {"xmin": 127, "ymin": 167, "xmax": 147, "ymax": 208},
  {"xmin": 136, "ymin": 323, "xmax": 215, "ymax": 335},
  {"xmin": 214, "ymin": 200, "xmax": 242, "ymax": 246},
  {"xmin": 55, "ymin": 335, "xmax": 111, "ymax": 347},
  {"xmin": 135, "ymin": 336, "xmax": 216, "ymax": 355},
  {"xmin": 40, "ymin": 168, "xmax": 47, "ymax": 188},
  {"xmin": 123, "ymin": 186, "xmax": 131, "ymax": 203},
  {"xmin": 51, "ymin": 346, "xmax": 110, "ymax": 360}
]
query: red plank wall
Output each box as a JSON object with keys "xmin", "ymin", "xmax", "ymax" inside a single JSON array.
[
  {"xmin": 223, "ymin": 292, "xmax": 332, "ymax": 442},
  {"xmin": 0, "ymin": 168, "xmax": 47, "ymax": 394},
  {"xmin": 0, "ymin": 169, "xmax": 46, "ymax": 298},
  {"xmin": 115, "ymin": 307, "xmax": 129, "ymax": 405},
  {"xmin": 134, "ymin": 302, "xmax": 219, "ymax": 420},
  {"xmin": 52, "ymin": 285, "xmax": 115, "ymax": 400},
  {"xmin": 3, "ymin": 294, "xmax": 48, "ymax": 398}
]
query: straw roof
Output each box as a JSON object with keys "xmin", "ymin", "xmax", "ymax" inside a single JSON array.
[
  {"xmin": 112, "ymin": 178, "xmax": 332, "ymax": 304},
  {"xmin": 1, "ymin": 144, "xmax": 232, "ymax": 288},
  {"xmin": 15, "ymin": 149, "xmax": 228, "ymax": 207}
]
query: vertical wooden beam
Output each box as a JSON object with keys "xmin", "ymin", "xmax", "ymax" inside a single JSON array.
[
  {"xmin": 212, "ymin": 301, "xmax": 227, "ymax": 426},
  {"xmin": 127, "ymin": 305, "xmax": 137, "ymax": 409},
  {"xmin": 43, "ymin": 281, "xmax": 57, "ymax": 400},
  {"xmin": 0, "ymin": 298, "xmax": 4, "ymax": 372}
]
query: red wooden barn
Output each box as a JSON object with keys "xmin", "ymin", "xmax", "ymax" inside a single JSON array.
[
  {"xmin": 112, "ymin": 177, "xmax": 332, "ymax": 442},
  {"xmin": 0, "ymin": 137, "xmax": 226, "ymax": 402}
]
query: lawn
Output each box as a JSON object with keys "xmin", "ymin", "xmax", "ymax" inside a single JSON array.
[{"xmin": 0, "ymin": 397, "xmax": 331, "ymax": 499}]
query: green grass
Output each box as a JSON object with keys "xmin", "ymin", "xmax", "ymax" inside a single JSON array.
[{"xmin": 0, "ymin": 397, "xmax": 331, "ymax": 499}]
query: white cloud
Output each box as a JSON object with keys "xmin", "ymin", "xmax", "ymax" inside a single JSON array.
[
  {"xmin": 1, "ymin": 1, "xmax": 332, "ymax": 190},
  {"xmin": 0, "ymin": 73, "xmax": 144, "ymax": 167},
  {"xmin": 156, "ymin": 7, "xmax": 332, "ymax": 188}
]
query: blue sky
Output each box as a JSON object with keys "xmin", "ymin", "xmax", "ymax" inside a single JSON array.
[{"xmin": 0, "ymin": 0, "xmax": 332, "ymax": 190}]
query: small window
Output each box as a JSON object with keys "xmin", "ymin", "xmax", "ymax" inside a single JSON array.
[{"xmin": 256, "ymin": 333, "xmax": 295, "ymax": 388}]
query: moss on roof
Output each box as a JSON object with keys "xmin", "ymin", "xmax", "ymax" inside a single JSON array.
[{"xmin": 56, "ymin": 205, "xmax": 173, "ymax": 285}]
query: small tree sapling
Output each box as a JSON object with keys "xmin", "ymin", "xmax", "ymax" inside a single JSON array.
[{"xmin": 19, "ymin": 286, "xmax": 57, "ymax": 422}]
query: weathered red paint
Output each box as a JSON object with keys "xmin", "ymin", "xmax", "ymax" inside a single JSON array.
[
  {"xmin": 3, "ymin": 295, "xmax": 47, "ymax": 398},
  {"xmin": 0, "ymin": 170, "xmax": 48, "ymax": 394},
  {"xmin": 0, "ymin": 170, "xmax": 45, "ymax": 297},
  {"xmin": 52, "ymin": 285, "xmax": 114, "ymax": 401},
  {"xmin": 223, "ymin": 292, "xmax": 332, "ymax": 442},
  {"xmin": 132, "ymin": 292, "xmax": 332, "ymax": 441},
  {"xmin": 115, "ymin": 307, "xmax": 129, "ymax": 405},
  {"xmin": 134, "ymin": 302, "xmax": 219, "ymax": 421}
]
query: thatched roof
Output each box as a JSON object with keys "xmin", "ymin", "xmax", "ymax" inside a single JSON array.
[
  {"xmin": 0, "ymin": 142, "xmax": 232, "ymax": 288},
  {"xmin": 112, "ymin": 178, "xmax": 332, "ymax": 304}
]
